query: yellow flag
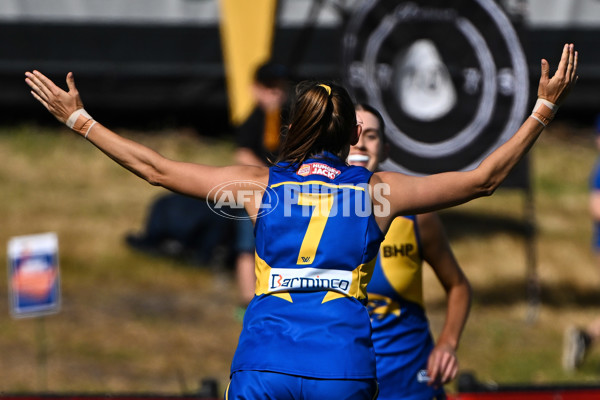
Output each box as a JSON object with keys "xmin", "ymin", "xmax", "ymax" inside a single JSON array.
[{"xmin": 219, "ymin": 0, "xmax": 278, "ymax": 126}]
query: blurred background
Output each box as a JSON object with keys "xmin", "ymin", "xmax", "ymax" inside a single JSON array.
[
  {"xmin": 0, "ymin": 0, "xmax": 598, "ymax": 128},
  {"xmin": 1, "ymin": 0, "xmax": 600, "ymax": 397}
]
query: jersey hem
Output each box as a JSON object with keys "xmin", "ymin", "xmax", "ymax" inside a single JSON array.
[{"xmin": 230, "ymin": 366, "xmax": 377, "ymax": 380}]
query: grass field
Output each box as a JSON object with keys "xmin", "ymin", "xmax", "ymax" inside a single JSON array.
[{"xmin": 0, "ymin": 120, "xmax": 599, "ymax": 394}]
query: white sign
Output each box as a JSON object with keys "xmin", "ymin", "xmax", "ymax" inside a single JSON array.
[{"xmin": 7, "ymin": 232, "xmax": 60, "ymax": 318}]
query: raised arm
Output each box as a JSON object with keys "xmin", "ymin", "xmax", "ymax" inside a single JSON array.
[
  {"xmin": 24, "ymin": 70, "xmax": 268, "ymax": 215},
  {"xmin": 373, "ymin": 44, "xmax": 578, "ymax": 231},
  {"xmin": 416, "ymin": 213, "xmax": 471, "ymax": 387}
]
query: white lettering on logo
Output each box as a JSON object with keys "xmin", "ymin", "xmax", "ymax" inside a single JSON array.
[
  {"xmin": 268, "ymin": 267, "xmax": 352, "ymax": 294},
  {"xmin": 296, "ymin": 163, "xmax": 341, "ymax": 179}
]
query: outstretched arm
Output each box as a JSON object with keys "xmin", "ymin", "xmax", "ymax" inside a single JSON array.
[
  {"xmin": 417, "ymin": 213, "xmax": 471, "ymax": 387},
  {"xmin": 24, "ymin": 70, "xmax": 268, "ymax": 212},
  {"xmin": 373, "ymin": 44, "xmax": 579, "ymax": 231}
]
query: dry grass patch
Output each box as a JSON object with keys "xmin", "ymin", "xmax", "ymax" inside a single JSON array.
[{"xmin": 2, "ymin": 122, "xmax": 600, "ymax": 394}]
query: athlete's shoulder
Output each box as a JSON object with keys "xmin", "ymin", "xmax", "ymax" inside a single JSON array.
[
  {"xmin": 337, "ymin": 164, "xmax": 373, "ymax": 183},
  {"xmin": 387, "ymin": 215, "xmax": 417, "ymax": 237}
]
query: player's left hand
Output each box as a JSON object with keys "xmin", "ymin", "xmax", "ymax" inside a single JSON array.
[
  {"xmin": 427, "ymin": 342, "xmax": 458, "ymax": 387},
  {"xmin": 537, "ymin": 43, "xmax": 578, "ymax": 106},
  {"xmin": 25, "ymin": 71, "xmax": 84, "ymax": 124}
]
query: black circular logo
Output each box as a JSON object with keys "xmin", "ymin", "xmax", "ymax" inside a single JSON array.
[{"xmin": 343, "ymin": 0, "xmax": 529, "ymax": 175}]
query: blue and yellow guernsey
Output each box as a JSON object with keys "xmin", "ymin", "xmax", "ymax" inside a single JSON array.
[
  {"xmin": 230, "ymin": 153, "xmax": 384, "ymax": 379},
  {"xmin": 367, "ymin": 216, "xmax": 444, "ymax": 399}
]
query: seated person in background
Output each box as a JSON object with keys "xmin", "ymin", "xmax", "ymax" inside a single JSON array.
[
  {"xmin": 235, "ymin": 62, "xmax": 290, "ymax": 167},
  {"xmin": 124, "ymin": 62, "xmax": 290, "ymax": 276},
  {"xmin": 233, "ymin": 62, "xmax": 291, "ymax": 308},
  {"xmin": 349, "ymin": 104, "xmax": 472, "ymax": 400},
  {"xmin": 125, "ymin": 192, "xmax": 234, "ymax": 266}
]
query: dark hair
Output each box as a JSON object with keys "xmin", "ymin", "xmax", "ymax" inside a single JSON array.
[
  {"xmin": 355, "ymin": 103, "xmax": 386, "ymax": 144},
  {"xmin": 276, "ymin": 81, "xmax": 356, "ymax": 167},
  {"xmin": 255, "ymin": 62, "xmax": 290, "ymax": 89}
]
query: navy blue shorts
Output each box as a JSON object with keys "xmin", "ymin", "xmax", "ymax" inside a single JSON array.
[{"xmin": 226, "ymin": 370, "xmax": 378, "ymax": 400}]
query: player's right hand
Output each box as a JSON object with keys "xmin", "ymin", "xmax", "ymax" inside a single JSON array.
[{"xmin": 25, "ymin": 71, "xmax": 84, "ymax": 124}]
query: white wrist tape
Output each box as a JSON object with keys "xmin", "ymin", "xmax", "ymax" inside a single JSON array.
[
  {"xmin": 530, "ymin": 98, "xmax": 557, "ymax": 127},
  {"xmin": 84, "ymin": 121, "xmax": 97, "ymax": 139},
  {"xmin": 530, "ymin": 114, "xmax": 547, "ymax": 127},
  {"xmin": 532, "ymin": 98, "xmax": 558, "ymax": 115},
  {"xmin": 66, "ymin": 109, "xmax": 93, "ymax": 129}
]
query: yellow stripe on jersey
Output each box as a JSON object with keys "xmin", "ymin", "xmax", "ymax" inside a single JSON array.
[
  {"xmin": 379, "ymin": 217, "xmax": 424, "ymax": 307},
  {"xmin": 270, "ymin": 180, "xmax": 366, "ymax": 191},
  {"xmin": 255, "ymin": 252, "xmax": 293, "ymax": 302},
  {"xmin": 322, "ymin": 255, "xmax": 377, "ymax": 303}
]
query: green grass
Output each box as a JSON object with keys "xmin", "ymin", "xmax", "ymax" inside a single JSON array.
[{"xmin": 1, "ymin": 121, "xmax": 599, "ymax": 394}]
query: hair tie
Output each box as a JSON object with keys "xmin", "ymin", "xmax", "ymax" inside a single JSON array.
[{"xmin": 317, "ymin": 84, "xmax": 332, "ymax": 96}]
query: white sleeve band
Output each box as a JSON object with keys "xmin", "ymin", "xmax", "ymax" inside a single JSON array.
[
  {"xmin": 66, "ymin": 108, "xmax": 93, "ymax": 129},
  {"xmin": 530, "ymin": 114, "xmax": 546, "ymax": 127},
  {"xmin": 533, "ymin": 98, "xmax": 558, "ymax": 114},
  {"xmin": 84, "ymin": 121, "xmax": 98, "ymax": 139}
]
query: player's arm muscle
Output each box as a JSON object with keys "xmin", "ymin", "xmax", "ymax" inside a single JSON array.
[{"xmin": 87, "ymin": 122, "xmax": 268, "ymax": 200}]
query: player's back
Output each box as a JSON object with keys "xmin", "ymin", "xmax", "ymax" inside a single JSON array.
[{"xmin": 231, "ymin": 152, "xmax": 384, "ymax": 379}]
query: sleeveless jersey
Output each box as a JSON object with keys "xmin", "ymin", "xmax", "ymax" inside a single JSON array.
[
  {"xmin": 367, "ymin": 215, "xmax": 445, "ymax": 399},
  {"xmin": 231, "ymin": 152, "xmax": 384, "ymax": 379}
]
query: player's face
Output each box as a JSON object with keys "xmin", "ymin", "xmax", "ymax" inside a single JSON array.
[{"xmin": 348, "ymin": 109, "xmax": 384, "ymax": 172}]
